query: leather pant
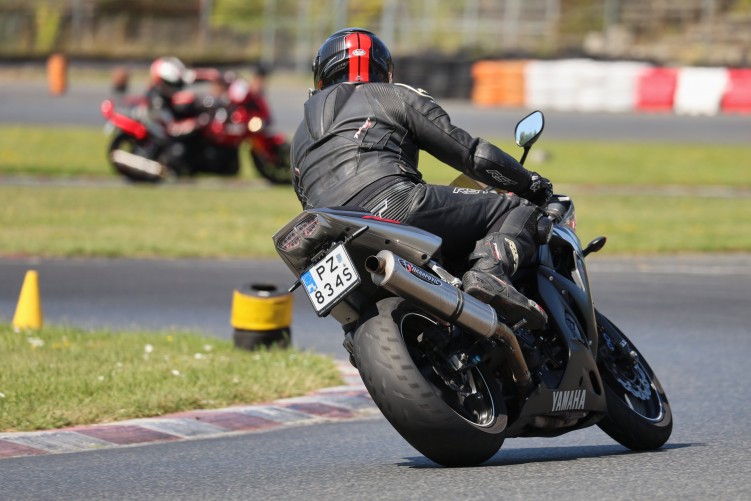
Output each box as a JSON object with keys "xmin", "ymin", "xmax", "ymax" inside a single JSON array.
[{"xmin": 362, "ymin": 182, "xmax": 546, "ymax": 272}]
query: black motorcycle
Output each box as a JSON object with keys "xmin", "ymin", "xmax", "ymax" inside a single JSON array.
[{"xmin": 273, "ymin": 111, "xmax": 672, "ymax": 467}]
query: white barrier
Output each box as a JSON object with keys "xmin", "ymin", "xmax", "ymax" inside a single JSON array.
[
  {"xmin": 524, "ymin": 60, "xmax": 559, "ymax": 110},
  {"xmin": 525, "ymin": 59, "xmax": 650, "ymax": 113},
  {"xmin": 481, "ymin": 58, "xmax": 747, "ymax": 115},
  {"xmin": 574, "ymin": 60, "xmax": 611, "ymax": 112},
  {"xmin": 602, "ymin": 61, "xmax": 652, "ymax": 113},
  {"xmin": 673, "ymin": 67, "xmax": 729, "ymax": 116}
]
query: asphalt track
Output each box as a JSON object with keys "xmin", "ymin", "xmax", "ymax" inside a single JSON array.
[
  {"xmin": 1, "ymin": 70, "xmax": 751, "ymax": 498},
  {"xmin": 1, "ymin": 72, "xmax": 750, "ymax": 144}
]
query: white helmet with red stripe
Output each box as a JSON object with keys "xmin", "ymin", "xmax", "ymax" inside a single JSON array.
[
  {"xmin": 312, "ymin": 28, "xmax": 393, "ymax": 90},
  {"xmin": 150, "ymin": 56, "xmax": 187, "ymax": 91}
]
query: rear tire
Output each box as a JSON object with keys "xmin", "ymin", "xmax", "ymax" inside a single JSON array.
[
  {"xmin": 354, "ymin": 298, "xmax": 507, "ymax": 467},
  {"xmin": 595, "ymin": 310, "xmax": 672, "ymax": 450},
  {"xmin": 108, "ymin": 133, "xmax": 166, "ymax": 183}
]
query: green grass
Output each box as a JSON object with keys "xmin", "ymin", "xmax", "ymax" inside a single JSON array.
[
  {"xmin": 0, "ymin": 125, "xmax": 262, "ymax": 179},
  {"xmin": 2, "ymin": 127, "xmax": 750, "ymax": 258},
  {"xmin": 0, "ymin": 184, "xmax": 301, "ymax": 258},
  {"xmin": 2, "ymin": 183, "xmax": 750, "ymax": 257},
  {"xmin": 0, "ymin": 324, "xmax": 342, "ymax": 432},
  {"xmin": 0, "ymin": 126, "xmax": 115, "ymax": 178},
  {"xmin": 525, "ymin": 141, "xmax": 751, "ymax": 187},
  {"xmin": 3, "ymin": 125, "xmax": 751, "ymax": 187},
  {"xmin": 573, "ymin": 192, "xmax": 751, "ymax": 254},
  {"xmin": 420, "ymin": 141, "xmax": 751, "ymax": 187}
]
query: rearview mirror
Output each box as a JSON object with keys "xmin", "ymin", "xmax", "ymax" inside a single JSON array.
[{"xmin": 515, "ymin": 111, "xmax": 544, "ymax": 148}]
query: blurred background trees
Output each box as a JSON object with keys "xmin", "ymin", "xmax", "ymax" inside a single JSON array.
[{"xmin": 1, "ymin": 0, "xmax": 749, "ymax": 67}]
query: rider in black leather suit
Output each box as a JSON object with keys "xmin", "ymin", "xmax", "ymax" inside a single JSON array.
[{"xmin": 291, "ymin": 28, "xmax": 553, "ymax": 330}]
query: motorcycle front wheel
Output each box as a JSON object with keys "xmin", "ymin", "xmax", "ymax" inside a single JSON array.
[
  {"xmin": 353, "ymin": 298, "xmax": 507, "ymax": 467},
  {"xmin": 595, "ymin": 310, "xmax": 673, "ymax": 450},
  {"xmin": 249, "ymin": 140, "xmax": 291, "ymax": 185}
]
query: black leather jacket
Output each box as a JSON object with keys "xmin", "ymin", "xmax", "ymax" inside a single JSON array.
[{"xmin": 291, "ymin": 82, "xmax": 534, "ymax": 209}]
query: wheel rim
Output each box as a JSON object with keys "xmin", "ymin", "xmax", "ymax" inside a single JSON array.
[
  {"xmin": 399, "ymin": 312, "xmax": 498, "ymax": 427},
  {"xmin": 110, "ymin": 136, "xmax": 135, "ymax": 155},
  {"xmin": 599, "ymin": 329, "xmax": 665, "ymax": 423}
]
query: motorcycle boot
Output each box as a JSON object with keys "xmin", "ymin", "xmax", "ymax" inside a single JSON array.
[{"xmin": 462, "ymin": 207, "xmax": 549, "ymax": 330}]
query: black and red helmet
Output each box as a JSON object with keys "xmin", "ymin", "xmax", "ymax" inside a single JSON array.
[{"xmin": 312, "ymin": 28, "xmax": 393, "ymax": 90}]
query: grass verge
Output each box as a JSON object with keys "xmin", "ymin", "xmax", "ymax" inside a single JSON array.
[
  {"xmin": 0, "ymin": 184, "xmax": 301, "ymax": 258},
  {"xmin": 3, "ymin": 125, "xmax": 751, "ymax": 186},
  {"xmin": 1, "ymin": 183, "xmax": 749, "ymax": 257},
  {"xmin": 0, "ymin": 125, "xmax": 262, "ymax": 179},
  {"xmin": 0, "ymin": 324, "xmax": 343, "ymax": 433},
  {"xmin": 573, "ymin": 192, "xmax": 751, "ymax": 253}
]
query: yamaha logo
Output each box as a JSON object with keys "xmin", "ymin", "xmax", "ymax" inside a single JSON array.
[
  {"xmin": 551, "ymin": 389, "xmax": 586, "ymax": 412},
  {"xmin": 352, "ymin": 49, "xmax": 366, "ymax": 56}
]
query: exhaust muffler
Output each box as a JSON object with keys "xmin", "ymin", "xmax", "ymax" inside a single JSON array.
[
  {"xmin": 365, "ymin": 250, "xmax": 532, "ymax": 389},
  {"xmin": 111, "ymin": 149, "xmax": 166, "ymax": 178}
]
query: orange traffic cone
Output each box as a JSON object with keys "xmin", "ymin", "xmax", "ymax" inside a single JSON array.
[
  {"xmin": 47, "ymin": 53, "xmax": 68, "ymax": 96},
  {"xmin": 12, "ymin": 270, "xmax": 43, "ymax": 330}
]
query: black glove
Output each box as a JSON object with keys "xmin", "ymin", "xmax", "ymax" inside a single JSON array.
[{"xmin": 523, "ymin": 172, "xmax": 553, "ymax": 206}]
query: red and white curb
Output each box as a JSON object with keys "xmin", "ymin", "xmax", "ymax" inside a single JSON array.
[{"xmin": 0, "ymin": 362, "xmax": 376, "ymax": 460}]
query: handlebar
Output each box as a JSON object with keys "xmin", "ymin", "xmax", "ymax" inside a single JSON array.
[{"xmin": 544, "ymin": 195, "xmax": 571, "ymax": 224}]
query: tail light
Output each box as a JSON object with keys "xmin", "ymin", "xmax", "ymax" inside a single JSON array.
[
  {"xmin": 295, "ymin": 216, "xmax": 320, "ymax": 238},
  {"xmin": 277, "ymin": 214, "xmax": 321, "ymax": 254},
  {"xmin": 278, "ymin": 231, "xmax": 302, "ymax": 252}
]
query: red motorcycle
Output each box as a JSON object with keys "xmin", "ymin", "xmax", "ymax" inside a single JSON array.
[
  {"xmin": 208, "ymin": 77, "xmax": 291, "ymax": 184},
  {"xmin": 101, "ymin": 72, "xmax": 291, "ymax": 184}
]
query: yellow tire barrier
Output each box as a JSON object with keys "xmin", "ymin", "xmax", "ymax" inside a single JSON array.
[{"xmin": 231, "ymin": 283, "xmax": 293, "ymax": 350}]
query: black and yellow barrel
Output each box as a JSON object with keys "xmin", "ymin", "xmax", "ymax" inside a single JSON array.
[{"xmin": 231, "ymin": 283, "xmax": 293, "ymax": 350}]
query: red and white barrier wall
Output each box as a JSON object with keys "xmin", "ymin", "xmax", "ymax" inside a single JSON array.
[{"xmin": 471, "ymin": 59, "xmax": 751, "ymax": 115}]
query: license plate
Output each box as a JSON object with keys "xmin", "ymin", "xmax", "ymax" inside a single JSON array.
[{"xmin": 301, "ymin": 244, "xmax": 360, "ymax": 315}]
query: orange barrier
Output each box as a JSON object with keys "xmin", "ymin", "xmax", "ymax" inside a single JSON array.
[
  {"xmin": 47, "ymin": 53, "xmax": 68, "ymax": 96},
  {"xmin": 721, "ymin": 68, "xmax": 751, "ymax": 114},
  {"xmin": 471, "ymin": 60, "xmax": 527, "ymax": 107}
]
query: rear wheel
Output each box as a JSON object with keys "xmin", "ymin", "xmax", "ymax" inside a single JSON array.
[
  {"xmin": 108, "ymin": 133, "xmax": 168, "ymax": 183},
  {"xmin": 595, "ymin": 310, "xmax": 672, "ymax": 450},
  {"xmin": 353, "ymin": 298, "xmax": 507, "ymax": 467}
]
